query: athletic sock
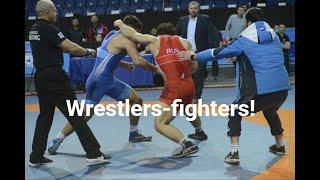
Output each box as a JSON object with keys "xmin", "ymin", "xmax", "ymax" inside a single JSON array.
[
  {"xmin": 56, "ymin": 132, "xmax": 66, "ymax": 140},
  {"xmin": 276, "ymin": 139, "xmax": 284, "ymax": 148},
  {"xmin": 130, "ymin": 125, "xmax": 138, "ymax": 133},
  {"xmin": 179, "ymin": 138, "xmax": 187, "ymax": 147},
  {"xmin": 231, "ymin": 143, "xmax": 239, "ymax": 154},
  {"xmin": 129, "ymin": 125, "xmax": 139, "ymax": 137}
]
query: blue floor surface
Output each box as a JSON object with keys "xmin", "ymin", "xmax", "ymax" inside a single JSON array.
[{"xmin": 25, "ymin": 87, "xmax": 294, "ymax": 180}]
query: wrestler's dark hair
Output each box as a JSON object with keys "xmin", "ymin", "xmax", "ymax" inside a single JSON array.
[
  {"xmin": 123, "ymin": 15, "xmax": 143, "ymax": 32},
  {"xmin": 245, "ymin": 7, "xmax": 266, "ymax": 23},
  {"xmin": 156, "ymin": 22, "xmax": 177, "ymax": 36}
]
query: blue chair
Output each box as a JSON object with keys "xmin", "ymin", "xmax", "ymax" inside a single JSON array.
[
  {"xmin": 214, "ymin": 0, "xmax": 226, "ymax": 8},
  {"xmin": 96, "ymin": 7, "xmax": 106, "ymax": 15},
  {"xmin": 64, "ymin": 0, "xmax": 75, "ymax": 11},
  {"xmin": 53, "ymin": 0, "xmax": 65, "ymax": 11},
  {"xmin": 289, "ymin": 42, "xmax": 295, "ymax": 61},
  {"xmin": 73, "ymin": 0, "xmax": 86, "ymax": 15},
  {"xmin": 130, "ymin": 0, "xmax": 142, "ymax": 13},
  {"xmin": 168, "ymin": 0, "xmax": 179, "ymax": 11},
  {"xmin": 27, "ymin": 0, "xmax": 39, "ymax": 18},
  {"xmin": 179, "ymin": 0, "xmax": 190, "ymax": 10},
  {"xmin": 25, "ymin": 3, "xmax": 28, "ymax": 19},
  {"xmin": 285, "ymin": 28, "xmax": 295, "ymax": 42},
  {"xmin": 275, "ymin": 0, "xmax": 287, "ymax": 3},
  {"xmin": 153, "ymin": 0, "xmax": 163, "ymax": 11},
  {"xmin": 119, "ymin": 0, "xmax": 130, "ymax": 13},
  {"xmin": 97, "ymin": 0, "xmax": 108, "ymax": 7},
  {"xmin": 266, "ymin": 0, "xmax": 276, "ymax": 7},
  {"xmin": 227, "ymin": 0, "xmax": 236, "ymax": 5},
  {"xmin": 201, "ymin": 0, "xmax": 213, "ymax": 6},
  {"xmin": 27, "ymin": 0, "xmax": 37, "ymax": 11},
  {"xmin": 107, "ymin": 0, "xmax": 120, "ymax": 14},
  {"xmin": 86, "ymin": 0, "xmax": 97, "ymax": 13},
  {"xmin": 287, "ymin": 0, "xmax": 295, "ymax": 5},
  {"xmin": 28, "ymin": 9, "xmax": 36, "ymax": 18},
  {"xmin": 141, "ymin": 0, "xmax": 153, "ymax": 10},
  {"xmin": 237, "ymin": 0, "xmax": 250, "ymax": 6}
]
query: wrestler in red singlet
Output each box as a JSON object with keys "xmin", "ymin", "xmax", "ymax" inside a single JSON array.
[{"xmin": 155, "ymin": 35, "xmax": 195, "ymax": 106}]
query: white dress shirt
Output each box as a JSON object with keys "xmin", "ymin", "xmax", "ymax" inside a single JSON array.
[{"xmin": 187, "ymin": 15, "xmax": 198, "ymax": 52}]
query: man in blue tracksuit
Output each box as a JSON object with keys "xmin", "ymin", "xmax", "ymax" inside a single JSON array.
[{"xmin": 177, "ymin": 7, "xmax": 292, "ymax": 165}]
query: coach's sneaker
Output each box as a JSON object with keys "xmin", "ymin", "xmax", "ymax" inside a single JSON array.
[
  {"xmin": 48, "ymin": 137, "xmax": 64, "ymax": 155},
  {"xmin": 224, "ymin": 151, "xmax": 240, "ymax": 165},
  {"xmin": 172, "ymin": 141, "xmax": 199, "ymax": 158},
  {"xmin": 86, "ymin": 153, "xmax": 112, "ymax": 164},
  {"xmin": 28, "ymin": 156, "xmax": 53, "ymax": 167},
  {"xmin": 269, "ymin": 144, "xmax": 286, "ymax": 155},
  {"xmin": 188, "ymin": 130, "xmax": 208, "ymax": 141},
  {"xmin": 129, "ymin": 131, "xmax": 152, "ymax": 142}
]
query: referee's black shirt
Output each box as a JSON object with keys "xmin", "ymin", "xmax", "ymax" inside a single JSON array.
[{"xmin": 29, "ymin": 19, "xmax": 66, "ymax": 70}]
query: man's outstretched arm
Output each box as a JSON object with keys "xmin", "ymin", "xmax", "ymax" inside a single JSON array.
[
  {"xmin": 114, "ymin": 19, "xmax": 156, "ymax": 44},
  {"xmin": 176, "ymin": 39, "xmax": 243, "ymax": 64}
]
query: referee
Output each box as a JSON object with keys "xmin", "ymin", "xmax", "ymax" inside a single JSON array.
[{"xmin": 28, "ymin": 0, "xmax": 109, "ymax": 166}]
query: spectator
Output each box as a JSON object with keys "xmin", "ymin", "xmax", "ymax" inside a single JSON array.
[
  {"xmin": 225, "ymin": 5, "xmax": 247, "ymax": 72},
  {"xmin": 277, "ymin": 24, "xmax": 291, "ymax": 74},
  {"xmin": 150, "ymin": 28, "xmax": 157, "ymax": 36},
  {"xmin": 225, "ymin": 5, "xmax": 247, "ymax": 41},
  {"xmin": 95, "ymin": 34, "xmax": 103, "ymax": 43},
  {"xmin": 176, "ymin": 0, "xmax": 221, "ymax": 140},
  {"xmin": 273, "ymin": 24, "xmax": 279, "ymax": 33},
  {"xmin": 86, "ymin": 15, "xmax": 108, "ymax": 42},
  {"xmin": 176, "ymin": 0, "xmax": 221, "ymax": 100},
  {"xmin": 67, "ymin": 16, "xmax": 86, "ymax": 58},
  {"xmin": 66, "ymin": 16, "xmax": 86, "ymax": 45}
]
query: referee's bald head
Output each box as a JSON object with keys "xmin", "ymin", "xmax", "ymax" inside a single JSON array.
[{"xmin": 36, "ymin": 0, "xmax": 57, "ymax": 23}]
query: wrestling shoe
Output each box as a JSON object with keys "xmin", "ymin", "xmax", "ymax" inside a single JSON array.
[
  {"xmin": 86, "ymin": 153, "xmax": 112, "ymax": 164},
  {"xmin": 188, "ymin": 130, "xmax": 208, "ymax": 141},
  {"xmin": 269, "ymin": 144, "xmax": 286, "ymax": 155},
  {"xmin": 172, "ymin": 140, "xmax": 199, "ymax": 158},
  {"xmin": 129, "ymin": 131, "xmax": 152, "ymax": 142},
  {"xmin": 28, "ymin": 156, "xmax": 53, "ymax": 167},
  {"xmin": 224, "ymin": 151, "xmax": 240, "ymax": 165},
  {"xmin": 48, "ymin": 137, "xmax": 64, "ymax": 155}
]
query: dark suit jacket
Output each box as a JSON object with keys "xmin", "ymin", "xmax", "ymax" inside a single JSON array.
[{"xmin": 176, "ymin": 14, "xmax": 221, "ymax": 52}]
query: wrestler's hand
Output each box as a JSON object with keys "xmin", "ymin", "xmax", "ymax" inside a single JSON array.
[
  {"xmin": 176, "ymin": 50, "xmax": 196, "ymax": 60},
  {"xmin": 155, "ymin": 67, "xmax": 162, "ymax": 75},
  {"xmin": 113, "ymin": 19, "xmax": 123, "ymax": 28},
  {"xmin": 86, "ymin": 48, "xmax": 96, "ymax": 56},
  {"xmin": 126, "ymin": 62, "xmax": 135, "ymax": 71},
  {"xmin": 225, "ymin": 57, "xmax": 236, "ymax": 63}
]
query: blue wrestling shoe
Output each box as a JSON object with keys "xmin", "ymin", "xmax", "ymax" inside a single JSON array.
[
  {"xmin": 129, "ymin": 131, "xmax": 152, "ymax": 142},
  {"xmin": 48, "ymin": 137, "xmax": 64, "ymax": 155}
]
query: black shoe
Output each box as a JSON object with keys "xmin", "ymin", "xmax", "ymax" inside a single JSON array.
[
  {"xmin": 28, "ymin": 156, "xmax": 53, "ymax": 167},
  {"xmin": 86, "ymin": 153, "xmax": 112, "ymax": 164},
  {"xmin": 129, "ymin": 131, "xmax": 152, "ymax": 142},
  {"xmin": 224, "ymin": 151, "xmax": 240, "ymax": 165},
  {"xmin": 172, "ymin": 141, "xmax": 199, "ymax": 158},
  {"xmin": 188, "ymin": 130, "xmax": 208, "ymax": 141},
  {"xmin": 269, "ymin": 144, "xmax": 285, "ymax": 155}
]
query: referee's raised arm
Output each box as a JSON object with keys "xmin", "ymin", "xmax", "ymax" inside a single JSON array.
[{"xmin": 28, "ymin": 0, "xmax": 109, "ymax": 167}]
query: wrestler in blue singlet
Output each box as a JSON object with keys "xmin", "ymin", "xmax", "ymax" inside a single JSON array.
[{"xmin": 85, "ymin": 30, "xmax": 133, "ymax": 105}]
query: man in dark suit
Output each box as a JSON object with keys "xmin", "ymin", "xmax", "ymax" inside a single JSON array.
[{"xmin": 176, "ymin": 1, "xmax": 221, "ymax": 140}]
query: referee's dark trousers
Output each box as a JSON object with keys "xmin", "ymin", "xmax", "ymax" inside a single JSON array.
[
  {"xmin": 227, "ymin": 90, "xmax": 288, "ymax": 137},
  {"xmin": 193, "ymin": 61, "xmax": 207, "ymax": 100},
  {"xmin": 30, "ymin": 66, "xmax": 101, "ymax": 159}
]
